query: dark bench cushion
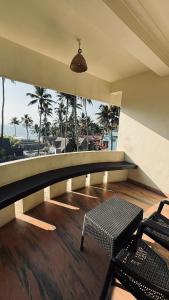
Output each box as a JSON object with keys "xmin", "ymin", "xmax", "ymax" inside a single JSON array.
[{"xmin": 0, "ymin": 161, "xmax": 136, "ymax": 209}]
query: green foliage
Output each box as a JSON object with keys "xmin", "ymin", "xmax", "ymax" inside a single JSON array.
[
  {"xmin": 2, "ymin": 79, "xmax": 120, "ymax": 158},
  {"xmin": 21, "ymin": 114, "xmax": 33, "ymax": 140},
  {"xmin": 96, "ymin": 104, "xmax": 120, "ymax": 133},
  {"xmin": 0, "ymin": 136, "xmax": 21, "ymax": 161},
  {"xmin": 27, "ymin": 86, "xmax": 54, "ymax": 149},
  {"xmin": 8, "ymin": 136, "xmax": 21, "ymax": 148}
]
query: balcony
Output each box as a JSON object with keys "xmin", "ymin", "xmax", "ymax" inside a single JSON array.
[
  {"xmin": 0, "ymin": 151, "xmax": 168, "ymax": 299},
  {"xmin": 0, "ymin": 1, "xmax": 169, "ymax": 299}
]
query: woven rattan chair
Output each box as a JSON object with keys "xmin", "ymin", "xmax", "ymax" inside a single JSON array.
[
  {"xmin": 101, "ymin": 236, "xmax": 169, "ymax": 300},
  {"xmin": 137, "ymin": 200, "xmax": 169, "ymax": 250}
]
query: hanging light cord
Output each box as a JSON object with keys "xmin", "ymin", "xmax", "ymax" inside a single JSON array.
[{"xmin": 77, "ymin": 38, "xmax": 82, "ymax": 54}]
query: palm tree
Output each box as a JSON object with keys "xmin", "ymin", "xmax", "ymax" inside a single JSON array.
[
  {"xmin": 56, "ymin": 92, "xmax": 71, "ymax": 152},
  {"xmin": 108, "ymin": 105, "xmax": 120, "ymax": 150},
  {"xmin": 96, "ymin": 105, "xmax": 110, "ymax": 137},
  {"xmin": 55, "ymin": 99, "xmax": 66, "ymax": 138},
  {"xmin": 1, "ymin": 77, "xmax": 15, "ymax": 139},
  {"xmin": 109, "ymin": 105, "xmax": 120, "ymax": 128},
  {"xmin": 42, "ymin": 104, "xmax": 53, "ymax": 142},
  {"xmin": 81, "ymin": 97, "xmax": 92, "ymax": 150},
  {"xmin": 41, "ymin": 121, "xmax": 51, "ymax": 142},
  {"xmin": 50, "ymin": 123, "xmax": 59, "ymax": 137},
  {"xmin": 96, "ymin": 104, "xmax": 120, "ymax": 150},
  {"xmin": 69, "ymin": 95, "xmax": 82, "ymax": 152},
  {"xmin": 21, "ymin": 114, "xmax": 33, "ymax": 140},
  {"xmin": 56, "ymin": 93, "xmax": 81, "ymax": 152},
  {"xmin": 32, "ymin": 123, "xmax": 39, "ymax": 139},
  {"xmin": 26, "ymin": 86, "xmax": 53, "ymax": 154},
  {"xmin": 10, "ymin": 117, "xmax": 20, "ymax": 136},
  {"xmin": 79, "ymin": 112, "xmax": 86, "ymax": 135}
]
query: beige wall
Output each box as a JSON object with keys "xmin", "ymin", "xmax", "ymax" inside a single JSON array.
[
  {"xmin": 90, "ymin": 172, "xmax": 106, "ymax": 186},
  {"xmin": 0, "ymin": 151, "xmax": 124, "ymax": 187},
  {"xmin": 0, "ymin": 37, "xmax": 121, "ymax": 106},
  {"xmin": 21, "ymin": 190, "xmax": 44, "ymax": 213},
  {"xmin": 49, "ymin": 181, "xmax": 68, "ymax": 199},
  {"xmin": 111, "ymin": 71, "xmax": 169, "ymax": 195}
]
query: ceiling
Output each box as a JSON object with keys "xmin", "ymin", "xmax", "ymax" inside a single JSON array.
[{"xmin": 0, "ymin": 0, "xmax": 169, "ymax": 82}]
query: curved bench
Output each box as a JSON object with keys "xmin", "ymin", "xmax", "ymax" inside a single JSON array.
[{"xmin": 0, "ymin": 161, "xmax": 136, "ymax": 210}]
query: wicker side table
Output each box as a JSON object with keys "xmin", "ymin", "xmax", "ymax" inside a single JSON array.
[{"xmin": 80, "ymin": 196, "xmax": 143, "ymax": 257}]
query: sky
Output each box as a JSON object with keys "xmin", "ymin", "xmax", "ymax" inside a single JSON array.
[{"xmin": 0, "ymin": 78, "xmax": 106, "ymax": 138}]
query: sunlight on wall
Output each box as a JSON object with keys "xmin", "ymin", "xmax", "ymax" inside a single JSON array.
[{"xmin": 118, "ymin": 112, "xmax": 169, "ymax": 194}]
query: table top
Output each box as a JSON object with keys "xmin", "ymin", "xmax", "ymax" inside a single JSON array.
[{"xmin": 85, "ymin": 197, "xmax": 143, "ymax": 240}]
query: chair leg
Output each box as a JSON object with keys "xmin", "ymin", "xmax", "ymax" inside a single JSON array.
[
  {"xmin": 80, "ymin": 235, "xmax": 84, "ymax": 251},
  {"xmin": 111, "ymin": 275, "xmax": 115, "ymax": 286},
  {"xmin": 80, "ymin": 218, "xmax": 86, "ymax": 251},
  {"xmin": 136, "ymin": 222, "xmax": 144, "ymax": 239},
  {"xmin": 100, "ymin": 260, "xmax": 115, "ymax": 300}
]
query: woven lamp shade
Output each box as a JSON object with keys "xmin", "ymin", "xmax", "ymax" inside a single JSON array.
[{"xmin": 70, "ymin": 48, "xmax": 87, "ymax": 73}]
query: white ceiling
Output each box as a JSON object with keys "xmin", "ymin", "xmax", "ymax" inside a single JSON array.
[{"xmin": 0, "ymin": 0, "xmax": 169, "ymax": 82}]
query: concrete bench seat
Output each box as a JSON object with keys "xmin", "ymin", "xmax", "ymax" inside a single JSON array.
[{"xmin": 0, "ymin": 161, "xmax": 136, "ymax": 210}]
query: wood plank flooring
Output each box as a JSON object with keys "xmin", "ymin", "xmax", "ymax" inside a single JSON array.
[{"xmin": 0, "ymin": 181, "xmax": 167, "ymax": 300}]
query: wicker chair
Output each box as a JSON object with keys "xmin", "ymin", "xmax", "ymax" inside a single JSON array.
[
  {"xmin": 101, "ymin": 236, "xmax": 169, "ymax": 300},
  {"xmin": 137, "ymin": 200, "xmax": 169, "ymax": 250}
]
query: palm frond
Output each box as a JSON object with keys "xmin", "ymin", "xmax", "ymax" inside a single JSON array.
[
  {"xmin": 34, "ymin": 86, "xmax": 46, "ymax": 95},
  {"xmin": 10, "ymin": 117, "xmax": 20, "ymax": 125},
  {"xmin": 28, "ymin": 99, "xmax": 38, "ymax": 105},
  {"xmin": 26, "ymin": 92, "xmax": 39, "ymax": 99},
  {"xmin": 43, "ymin": 93, "xmax": 52, "ymax": 99}
]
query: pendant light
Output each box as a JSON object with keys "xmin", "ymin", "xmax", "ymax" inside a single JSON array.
[{"xmin": 70, "ymin": 39, "xmax": 87, "ymax": 73}]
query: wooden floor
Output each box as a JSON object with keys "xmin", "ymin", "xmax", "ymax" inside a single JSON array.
[{"xmin": 0, "ymin": 181, "xmax": 168, "ymax": 300}]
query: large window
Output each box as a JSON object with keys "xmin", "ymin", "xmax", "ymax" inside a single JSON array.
[{"xmin": 0, "ymin": 78, "xmax": 120, "ymax": 162}]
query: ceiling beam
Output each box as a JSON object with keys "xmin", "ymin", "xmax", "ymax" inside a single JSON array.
[{"xmin": 103, "ymin": 0, "xmax": 169, "ymax": 76}]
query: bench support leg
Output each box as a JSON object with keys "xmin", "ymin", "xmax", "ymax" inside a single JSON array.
[
  {"xmin": 21, "ymin": 190, "xmax": 44, "ymax": 213},
  {"xmin": 49, "ymin": 181, "xmax": 68, "ymax": 199},
  {"xmin": 0, "ymin": 204, "xmax": 15, "ymax": 227}
]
